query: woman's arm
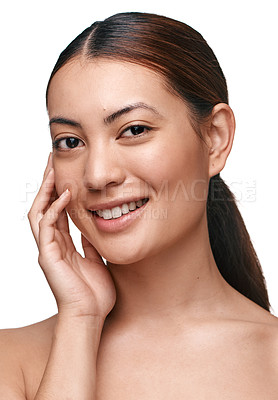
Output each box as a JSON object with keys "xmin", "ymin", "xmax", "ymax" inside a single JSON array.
[
  {"xmin": 34, "ymin": 315, "xmax": 104, "ymax": 400},
  {"xmin": 0, "ymin": 316, "xmax": 104, "ymax": 400},
  {"xmin": 20, "ymin": 155, "xmax": 115, "ymax": 399}
]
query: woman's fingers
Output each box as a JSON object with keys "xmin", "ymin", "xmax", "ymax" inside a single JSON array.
[
  {"xmin": 29, "ymin": 154, "xmax": 54, "ymax": 224},
  {"xmin": 28, "ymin": 168, "xmax": 55, "ymax": 244},
  {"xmin": 29, "ymin": 155, "xmax": 75, "ymax": 262},
  {"xmin": 43, "ymin": 152, "xmax": 53, "ymax": 179},
  {"xmin": 56, "ymin": 209, "xmax": 77, "ymax": 257},
  {"xmin": 39, "ymin": 189, "xmax": 71, "ymax": 249},
  {"xmin": 56, "ymin": 208, "xmax": 70, "ymax": 234},
  {"xmin": 36, "ymin": 168, "xmax": 55, "ymax": 213}
]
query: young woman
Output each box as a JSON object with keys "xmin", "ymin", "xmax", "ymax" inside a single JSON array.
[{"xmin": 1, "ymin": 12, "xmax": 277, "ymax": 399}]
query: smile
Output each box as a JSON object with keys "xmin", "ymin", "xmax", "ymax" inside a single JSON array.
[{"xmin": 93, "ymin": 198, "xmax": 149, "ymax": 220}]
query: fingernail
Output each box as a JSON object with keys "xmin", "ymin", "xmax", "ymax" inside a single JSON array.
[{"xmin": 60, "ymin": 189, "xmax": 70, "ymax": 198}]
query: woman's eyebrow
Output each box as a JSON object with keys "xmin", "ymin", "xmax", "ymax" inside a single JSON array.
[
  {"xmin": 49, "ymin": 117, "xmax": 82, "ymax": 128},
  {"xmin": 103, "ymin": 102, "xmax": 163, "ymax": 125},
  {"xmin": 48, "ymin": 102, "xmax": 163, "ymax": 128}
]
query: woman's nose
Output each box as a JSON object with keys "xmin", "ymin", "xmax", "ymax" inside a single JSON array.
[{"xmin": 83, "ymin": 145, "xmax": 125, "ymax": 192}]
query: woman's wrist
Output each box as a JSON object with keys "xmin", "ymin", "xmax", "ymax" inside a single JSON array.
[{"xmin": 56, "ymin": 311, "xmax": 106, "ymax": 335}]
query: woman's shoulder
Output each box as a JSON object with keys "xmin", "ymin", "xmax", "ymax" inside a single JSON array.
[
  {"xmin": 240, "ymin": 305, "xmax": 278, "ymax": 382},
  {"xmin": 227, "ymin": 292, "xmax": 278, "ymax": 338},
  {"xmin": 0, "ymin": 314, "xmax": 57, "ymax": 348},
  {"xmin": 239, "ymin": 307, "xmax": 278, "ymax": 350},
  {"xmin": 222, "ymin": 295, "xmax": 278, "ymax": 369},
  {"xmin": 0, "ymin": 314, "xmax": 57, "ymax": 399},
  {"xmin": 0, "ymin": 315, "xmax": 56, "ymax": 366}
]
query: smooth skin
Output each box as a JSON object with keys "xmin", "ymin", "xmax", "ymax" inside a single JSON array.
[{"xmin": 0, "ymin": 59, "xmax": 278, "ymax": 399}]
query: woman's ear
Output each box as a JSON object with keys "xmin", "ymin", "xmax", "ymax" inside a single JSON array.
[{"xmin": 205, "ymin": 103, "xmax": 235, "ymax": 178}]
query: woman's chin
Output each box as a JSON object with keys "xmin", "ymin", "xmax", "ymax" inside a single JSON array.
[
  {"xmin": 98, "ymin": 245, "xmax": 148, "ymax": 266},
  {"xmin": 101, "ymin": 252, "xmax": 144, "ymax": 266}
]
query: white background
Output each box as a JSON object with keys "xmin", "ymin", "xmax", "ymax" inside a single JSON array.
[{"xmin": 0, "ymin": 0, "xmax": 277, "ymax": 328}]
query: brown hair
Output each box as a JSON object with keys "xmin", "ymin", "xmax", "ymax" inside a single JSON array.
[{"xmin": 46, "ymin": 12, "xmax": 270, "ymax": 311}]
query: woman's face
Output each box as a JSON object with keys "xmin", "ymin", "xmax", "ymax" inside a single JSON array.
[{"xmin": 47, "ymin": 59, "xmax": 211, "ymax": 263}]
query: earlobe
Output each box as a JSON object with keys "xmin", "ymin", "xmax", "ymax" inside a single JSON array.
[{"xmin": 207, "ymin": 103, "xmax": 235, "ymax": 178}]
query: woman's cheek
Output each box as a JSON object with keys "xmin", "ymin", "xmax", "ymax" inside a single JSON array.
[{"xmin": 54, "ymin": 167, "xmax": 83, "ymax": 202}]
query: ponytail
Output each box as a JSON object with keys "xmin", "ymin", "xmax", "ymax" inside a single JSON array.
[{"xmin": 207, "ymin": 174, "xmax": 270, "ymax": 311}]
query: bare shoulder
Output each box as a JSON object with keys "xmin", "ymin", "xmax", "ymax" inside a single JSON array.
[
  {"xmin": 0, "ymin": 315, "xmax": 57, "ymax": 399},
  {"xmin": 0, "ymin": 313, "xmax": 57, "ymax": 353},
  {"xmin": 249, "ymin": 307, "xmax": 278, "ymax": 352},
  {"xmin": 229, "ymin": 293, "xmax": 278, "ymax": 371},
  {"xmin": 247, "ymin": 307, "xmax": 278, "ymax": 384},
  {"xmin": 253, "ymin": 308, "xmax": 278, "ymax": 355}
]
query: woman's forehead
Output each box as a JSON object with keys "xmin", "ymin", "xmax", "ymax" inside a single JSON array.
[
  {"xmin": 48, "ymin": 58, "xmax": 166, "ymax": 94},
  {"xmin": 47, "ymin": 58, "xmax": 188, "ymax": 120}
]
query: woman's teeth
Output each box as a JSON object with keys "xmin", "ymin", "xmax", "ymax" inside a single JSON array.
[{"xmin": 95, "ymin": 199, "xmax": 148, "ymax": 220}]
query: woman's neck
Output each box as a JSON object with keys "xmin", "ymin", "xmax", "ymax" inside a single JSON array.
[{"xmin": 106, "ymin": 219, "xmax": 231, "ymax": 326}]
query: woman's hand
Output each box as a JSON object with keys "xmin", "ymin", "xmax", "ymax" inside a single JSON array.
[{"xmin": 28, "ymin": 154, "xmax": 116, "ymax": 320}]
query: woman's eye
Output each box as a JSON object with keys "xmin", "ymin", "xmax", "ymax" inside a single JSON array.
[
  {"xmin": 121, "ymin": 125, "xmax": 150, "ymax": 138},
  {"xmin": 53, "ymin": 137, "xmax": 84, "ymax": 150}
]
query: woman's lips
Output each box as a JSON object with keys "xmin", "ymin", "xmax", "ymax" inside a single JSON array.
[{"xmin": 90, "ymin": 198, "xmax": 149, "ymax": 233}]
